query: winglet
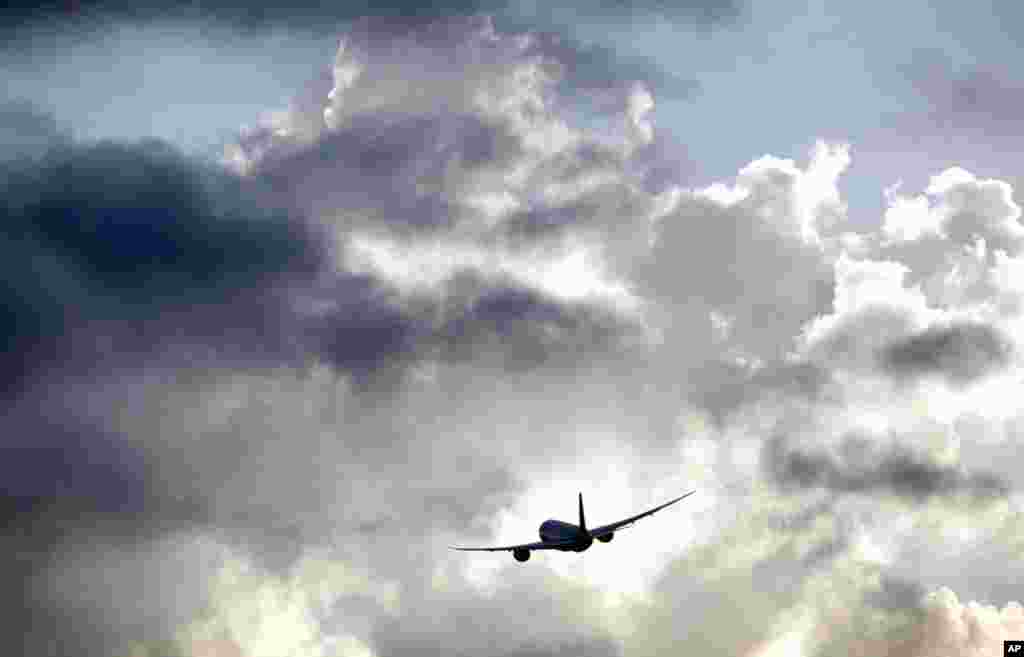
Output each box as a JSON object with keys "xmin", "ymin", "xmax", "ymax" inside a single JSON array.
[{"xmin": 578, "ymin": 491, "xmax": 586, "ymax": 532}]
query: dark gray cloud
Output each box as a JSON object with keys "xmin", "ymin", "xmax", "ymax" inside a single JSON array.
[
  {"xmin": 806, "ymin": 304, "xmax": 921, "ymax": 375},
  {"xmin": 307, "ymin": 275, "xmax": 426, "ymax": 389},
  {"xmin": 0, "ymin": 104, "xmax": 323, "ymax": 397},
  {"xmin": 763, "ymin": 431, "xmax": 1009, "ymax": 501},
  {"xmin": 305, "ymin": 272, "xmax": 641, "ymax": 394},
  {"xmin": 1, "ymin": 104, "xmax": 636, "ymax": 396},
  {"xmin": 0, "ymin": 0, "xmax": 505, "ymax": 45},
  {"xmin": 1, "ymin": 0, "xmax": 745, "ymax": 43},
  {"xmin": 879, "ymin": 322, "xmax": 1013, "ymax": 385},
  {"xmin": 432, "ymin": 275, "xmax": 631, "ymax": 371}
]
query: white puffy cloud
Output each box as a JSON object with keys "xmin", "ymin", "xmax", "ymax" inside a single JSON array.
[
  {"xmin": 878, "ymin": 168, "xmax": 1024, "ymax": 317},
  {"xmin": 637, "ymin": 141, "xmax": 845, "ymax": 369}
]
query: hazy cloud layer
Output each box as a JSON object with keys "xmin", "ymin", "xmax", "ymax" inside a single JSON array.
[{"xmin": 3, "ymin": 12, "xmax": 1023, "ymax": 657}]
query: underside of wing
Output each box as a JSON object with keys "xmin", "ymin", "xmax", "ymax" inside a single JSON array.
[
  {"xmin": 450, "ymin": 538, "xmax": 577, "ymax": 552},
  {"xmin": 589, "ymin": 490, "xmax": 695, "ymax": 539}
]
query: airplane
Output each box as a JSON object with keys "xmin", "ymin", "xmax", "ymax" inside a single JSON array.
[{"xmin": 450, "ymin": 490, "xmax": 695, "ymax": 562}]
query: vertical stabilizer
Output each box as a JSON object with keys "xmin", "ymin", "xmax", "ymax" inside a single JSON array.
[{"xmin": 578, "ymin": 492, "xmax": 586, "ymax": 531}]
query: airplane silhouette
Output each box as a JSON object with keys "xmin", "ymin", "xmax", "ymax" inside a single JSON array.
[{"xmin": 451, "ymin": 490, "xmax": 695, "ymax": 562}]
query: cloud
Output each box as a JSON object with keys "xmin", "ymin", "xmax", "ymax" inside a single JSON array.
[
  {"xmin": 303, "ymin": 273, "xmax": 640, "ymax": 391},
  {"xmin": 0, "ymin": 407, "xmax": 209, "ymax": 657},
  {"xmin": 524, "ymin": 31, "xmax": 700, "ymax": 101},
  {"xmin": 812, "ymin": 586, "xmax": 1024, "ymax": 657},
  {"xmin": 0, "ymin": 0, "xmax": 507, "ymax": 43},
  {"xmin": 0, "ymin": 107, "xmax": 324, "ymax": 397},
  {"xmin": 879, "ymin": 321, "xmax": 1014, "ymax": 384},
  {"xmin": 624, "ymin": 491, "xmax": 865, "ymax": 657},
  {"xmin": 232, "ymin": 16, "xmax": 650, "ymax": 225},
  {"xmin": 174, "ymin": 544, "xmax": 397, "ymax": 657},
  {"xmin": 370, "ymin": 569, "xmax": 623, "ymax": 657},
  {"xmin": 802, "ymin": 253, "xmax": 941, "ymax": 374},
  {"xmin": 622, "ymin": 484, "xmax": 1023, "ymax": 657},
  {"xmin": 911, "ymin": 57, "xmax": 1024, "ymax": 139},
  {"xmin": 0, "ymin": 99, "xmax": 70, "ymax": 158},
  {"xmin": 430, "ymin": 278, "xmax": 635, "ymax": 371},
  {"xmin": 638, "ymin": 144, "xmax": 843, "ymax": 369},
  {"xmin": 763, "ymin": 430, "xmax": 1008, "ymax": 501},
  {"xmin": 902, "ymin": 588, "xmax": 1024, "ymax": 657},
  {"xmin": 7, "ymin": 13, "xmax": 1024, "ymax": 657},
  {"xmin": 0, "ymin": 100, "xmax": 595, "ymax": 654},
  {"xmin": 525, "ymin": 0, "xmax": 748, "ymax": 28},
  {"xmin": 689, "ymin": 361, "xmax": 834, "ymax": 424},
  {"xmin": 884, "ymin": 167, "xmax": 1024, "ymax": 255},
  {"xmin": 1, "ymin": 0, "xmax": 747, "ymax": 45},
  {"xmin": 0, "ymin": 97, "xmax": 639, "ymax": 397}
]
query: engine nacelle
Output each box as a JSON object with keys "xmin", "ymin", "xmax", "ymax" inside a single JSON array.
[
  {"xmin": 596, "ymin": 532, "xmax": 614, "ymax": 543},
  {"xmin": 513, "ymin": 548, "xmax": 530, "ymax": 562}
]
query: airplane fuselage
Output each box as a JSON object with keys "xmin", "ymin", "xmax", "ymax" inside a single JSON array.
[
  {"xmin": 539, "ymin": 519, "xmax": 593, "ymax": 552},
  {"xmin": 451, "ymin": 490, "xmax": 693, "ymax": 562}
]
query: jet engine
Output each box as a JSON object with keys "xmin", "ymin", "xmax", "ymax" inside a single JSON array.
[
  {"xmin": 513, "ymin": 548, "xmax": 530, "ymax": 562},
  {"xmin": 596, "ymin": 532, "xmax": 614, "ymax": 543}
]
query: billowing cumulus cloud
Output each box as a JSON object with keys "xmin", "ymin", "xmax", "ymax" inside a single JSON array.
[
  {"xmin": 5, "ymin": 11, "xmax": 1024, "ymax": 657},
  {"xmin": 885, "ymin": 167, "xmax": 1024, "ymax": 256}
]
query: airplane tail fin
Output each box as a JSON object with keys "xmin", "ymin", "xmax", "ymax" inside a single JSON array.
[{"xmin": 578, "ymin": 492, "xmax": 586, "ymax": 532}]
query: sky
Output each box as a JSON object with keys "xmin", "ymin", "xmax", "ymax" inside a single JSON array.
[{"xmin": 2, "ymin": 1, "xmax": 1024, "ymax": 656}]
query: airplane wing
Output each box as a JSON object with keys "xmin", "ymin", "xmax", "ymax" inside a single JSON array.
[
  {"xmin": 588, "ymin": 490, "xmax": 695, "ymax": 539},
  {"xmin": 450, "ymin": 538, "xmax": 579, "ymax": 552}
]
